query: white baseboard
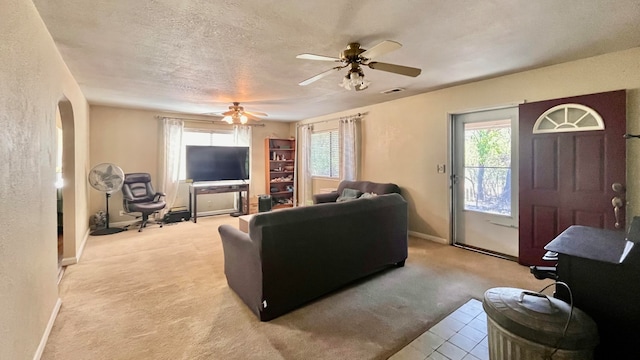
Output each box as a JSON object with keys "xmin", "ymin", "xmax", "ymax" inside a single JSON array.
[
  {"xmin": 197, "ymin": 208, "xmax": 236, "ymax": 217},
  {"xmin": 76, "ymin": 228, "xmax": 89, "ymax": 262},
  {"xmin": 57, "ymin": 266, "xmax": 65, "ymax": 285},
  {"xmin": 33, "ymin": 298, "xmax": 62, "ymax": 360},
  {"xmin": 111, "ymin": 208, "xmax": 235, "ymax": 227},
  {"xmin": 60, "ymin": 257, "xmax": 76, "ymax": 266},
  {"xmin": 60, "ymin": 229, "xmax": 89, "ymax": 266},
  {"xmin": 111, "ymin": 220, "xmax": 139, "ymax": 227},
  {"xmin": 408, "ymin": 231, "xmax": 449, "ymax": 245}
]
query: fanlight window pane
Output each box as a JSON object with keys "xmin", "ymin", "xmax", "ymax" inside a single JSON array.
[
  {"xmin": 546, "ymin": 110, "xmax": 564, "ymax": 124},
  {"xmin": 532, "ymin": 104, "xmax": 604, "ymax": 134},
  {"xmin": 464, "ymin": 120, "xmax": 512, "ymax": 216}
]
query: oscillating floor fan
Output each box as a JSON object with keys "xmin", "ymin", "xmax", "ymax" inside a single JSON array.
[{"xmin": 88, "ymin": 163, "xmax": 125, "ymax": 235}]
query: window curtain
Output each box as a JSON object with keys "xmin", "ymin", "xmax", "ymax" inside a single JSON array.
[
  {"xmin": 339, "ymin": 115, "xmax": 361, "ymax": 181},
  {"xmin": 159, "ymin": 117, "xmax": 184, "ymax": 216},
  {"xmin": 297, "ymin": 124, "xmax": 313, "ymax": 206},
  {"xmin": 233, "ymin": 125, "xmax": 251, "ymax": 211},
  {"xmin": 233, "ymin": 125, "xmax": 251, "ymax": 146}
]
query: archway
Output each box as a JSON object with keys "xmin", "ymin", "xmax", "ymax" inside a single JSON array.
[{"xmin": 57, "ymin": 97, "xmax": 77, "ymax": 269}]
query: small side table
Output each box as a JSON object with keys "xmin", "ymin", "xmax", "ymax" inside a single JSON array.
[{"xmin": 238, "ymin": 214, "xmax": 255, "ymax": 233}]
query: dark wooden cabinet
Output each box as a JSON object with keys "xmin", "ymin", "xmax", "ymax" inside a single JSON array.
[{"xmin": 265, "ymin": 138, "xmax": 295, "ymax": 209}]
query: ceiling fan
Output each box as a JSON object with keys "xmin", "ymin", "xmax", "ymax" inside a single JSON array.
[
  {"xmin": 216, "ymin": 102, "xmax": 268, "ymax": 124},
  {"xmin": 297, "ymin": 40, "xmax": 422, "ymax": 91}
]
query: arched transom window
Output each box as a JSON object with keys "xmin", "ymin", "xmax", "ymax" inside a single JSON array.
[{"xmin": 532, "ymin": 103, "xmax": 604, "ymax": 134}]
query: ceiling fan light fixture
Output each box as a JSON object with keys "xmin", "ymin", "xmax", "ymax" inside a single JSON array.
[
  {"xmin": 340, "ymin": 70, "xmax": 369, "ymax": 91},
  {"xmin": 298, "ymin": 40, "xmax": 421, "ymax": 88},
  {"xmin": 359, "ymin": 78, "xmax": 370, "ymax": 90},
  {"xmin": 215, "ymin": 102, "xmax": 267, "ymax": 124}
]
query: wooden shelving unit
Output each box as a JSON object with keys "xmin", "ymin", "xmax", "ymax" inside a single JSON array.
[{"xmin": 265, "ymin": 138, "xmax": 296, "ymax": 209}]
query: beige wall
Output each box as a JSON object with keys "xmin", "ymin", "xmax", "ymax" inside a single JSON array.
[
  {"xmin": 0, "ymin": 0, "xmax": 91, "ymax": 358},
  {"xmin": 298, "ymin": 47, "xmax": 640, "ymax": 241},
  {"xmin": 89, "ymin": 106, "xmax": 292, "ymax": 220}
]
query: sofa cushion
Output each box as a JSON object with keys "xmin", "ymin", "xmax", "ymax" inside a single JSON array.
[
  {"xmin": 336, "ymin": 188, "xmax": 363, "ymax": 202},
  {"xmin": 337, "ymin": 181, "xmax": 401, "ymax": 197},
  {"xmin": 313, "ymin": 180, "xmax": 401, "ymax": 204}
]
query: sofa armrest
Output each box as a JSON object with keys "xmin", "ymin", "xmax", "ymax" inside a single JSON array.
[
  {"xmin": 313, "ymin": 191, "xmax": 339, "ymax": 204},
  {"xmin": 218, "ymin": 224, "xmax": 263, "ymax": 316}
]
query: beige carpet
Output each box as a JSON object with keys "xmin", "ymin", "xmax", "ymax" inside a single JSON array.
[{"xmin": 42, "ymin": 216, "xmax": 547, "ymax": 360}]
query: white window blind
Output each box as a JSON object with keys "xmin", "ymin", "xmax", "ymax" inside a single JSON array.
[{"xmin": 310, "ymin": 130, "xmax": 339, "ymax": 178}]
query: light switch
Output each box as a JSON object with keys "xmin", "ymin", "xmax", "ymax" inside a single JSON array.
[{"xmin": 437, "ymin": 164, "xmax": 446, "ymax": 173}]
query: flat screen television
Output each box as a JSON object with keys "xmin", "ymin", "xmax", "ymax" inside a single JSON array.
[{"xmin": 186, "ymin": 145, "xmax": 250, "ymax": 182}]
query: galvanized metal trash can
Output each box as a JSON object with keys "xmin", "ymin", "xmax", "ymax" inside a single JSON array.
[{"xmin": 483, "ymin": 287, "xmax": 598, "ymax": 359}]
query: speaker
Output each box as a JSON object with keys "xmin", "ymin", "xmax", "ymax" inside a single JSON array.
[{"xmin": 258, "ymin": 195, "xmax": 272, "ymax": 212}]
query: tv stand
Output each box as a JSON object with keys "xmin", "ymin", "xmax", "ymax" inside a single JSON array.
[{"xmin": 189, "ymin": 181, "xmax": 250, "ymax": 223}]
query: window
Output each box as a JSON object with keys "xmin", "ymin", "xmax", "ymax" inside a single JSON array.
[
  {"xmin": 310, "ymin": 130, "xmax": 339, "ymax": 178},
  {"xmin": 179, "ymin": 129, "xmax": 235, "ymax": 180},
  {"xmin": 532, "ymin": 103, "xmax": 604, "ymax": 134},
  {"xmin": 463, "ymin": 119, "xmax": 512, "ymax": 216}
]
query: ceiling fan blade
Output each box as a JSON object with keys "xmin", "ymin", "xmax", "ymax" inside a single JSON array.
[
  {"xmin": 245, "ymin": 113, "xmax": 263, "ymax": 121},
  {"xmin": 296, "ymin": 53, "xmax": 341, "ymax": 62},
  {"xmin": 220, "ymin": 110, "xmax": 235, "ymax": 116},
  {"xmin": 299, "ymin": 67, "xmax": 342, "ymax": 86},
  {"xmin": 360, "ymin": 40, "xmax": 402, "ymax": 60},
  {"xmin": 368, "ymin": 62, "xmax": 422, "ymax": 77},
  {"xmin": 245, "ymin": 110, "xmax": 268, "ymax": 117}
]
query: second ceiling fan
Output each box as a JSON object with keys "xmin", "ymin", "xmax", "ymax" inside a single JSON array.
[
  {"xmin": 297, "ymin": 40, "xmax": 421, "ymax": 91},
  {"xmin": 217, "ymin": 102, "xmax": 268, "ymax": 124}
]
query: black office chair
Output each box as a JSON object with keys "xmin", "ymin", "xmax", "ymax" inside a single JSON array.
[{"xmin": 121, "ymin": 173, "xmax": 166, "ymax": 232}]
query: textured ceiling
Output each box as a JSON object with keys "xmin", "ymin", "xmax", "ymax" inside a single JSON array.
[{"xmin": 33, "ymin": 0, "xmax": 640, "ymax": 121}]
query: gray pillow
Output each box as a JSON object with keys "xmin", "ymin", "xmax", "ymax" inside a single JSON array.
[{"xmin": 336, "ymin": 188, "xmax": 363, "ymax": 202}]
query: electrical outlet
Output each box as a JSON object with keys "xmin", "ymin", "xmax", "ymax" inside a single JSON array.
[{"xmin": 437, "ymin": 164, "xmax": 446, "ymax": 173}]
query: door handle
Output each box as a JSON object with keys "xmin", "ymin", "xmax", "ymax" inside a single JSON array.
[{"xmin": 612, "ymin": 196, "xmax": 624, "ymax": 229}]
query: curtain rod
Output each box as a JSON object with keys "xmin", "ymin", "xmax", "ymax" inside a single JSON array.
[
  {"xmin": 296, "ymin": 111, "xmax": 368, "ymax": 128},
  {"xmin": 154, "ymin": 115, "xmax": 265, "ymax": 127}
]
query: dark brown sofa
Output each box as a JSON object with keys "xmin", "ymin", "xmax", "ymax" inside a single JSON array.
[
  {"xmin": 313, "ymin": 180, "xmax": 401, "ymax": 204},
  {"xmin": 218, "ymin": 193, "xmax": 408, "ymax": 321}
]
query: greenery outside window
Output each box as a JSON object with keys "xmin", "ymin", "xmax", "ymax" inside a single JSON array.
[
  {"xmin": 311, "ymin": 130, "xmax": 339, "ymax": 178},
  {"xmin": 463, "ymin": 120, "xmax": 511, "ymax": 216}
]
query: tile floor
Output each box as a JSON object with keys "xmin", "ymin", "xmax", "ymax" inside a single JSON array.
[{"xmin": 389, "ymin": 299, "xmax": 489, "ymax": 360}]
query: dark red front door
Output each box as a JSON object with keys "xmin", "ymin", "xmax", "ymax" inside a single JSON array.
[{"xmin": 518, "ymin": 90, "xmax": 626, "ymax": 266}]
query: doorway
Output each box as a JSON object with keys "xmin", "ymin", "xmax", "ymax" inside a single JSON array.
[
  {"xmin": 55, "ymin": 113, "xmax": 63, "ymax": 270},
  {"xmin": 57, "ymin": 97, "xmax": 77, "ymax": 270},
  {"xmin": 451, "ymin": 106, "xmax": 519, "ymax": 258}
]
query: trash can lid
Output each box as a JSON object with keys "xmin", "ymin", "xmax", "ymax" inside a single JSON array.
[{"xmin": 483, "ymin": 287, "xmax": 599, "ymax": 350}]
